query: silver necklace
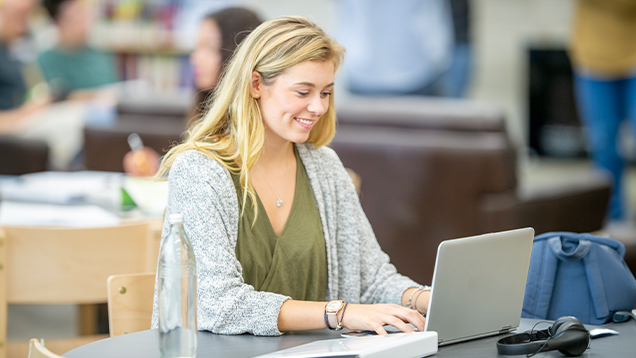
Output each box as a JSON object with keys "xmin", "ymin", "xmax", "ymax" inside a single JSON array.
[{"xmin": 255, "ymin": 154, "xmax": 289, "ymax": 207}]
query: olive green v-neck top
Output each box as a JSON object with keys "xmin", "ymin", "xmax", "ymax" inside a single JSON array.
[{"xmin": 231, "ymin": 148, "xmax": 328, "ymax": 301}]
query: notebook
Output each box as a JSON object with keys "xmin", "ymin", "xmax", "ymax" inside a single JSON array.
[{"xmin": 424, "ymin": 227, "xmax": 535, "ymax": 345}]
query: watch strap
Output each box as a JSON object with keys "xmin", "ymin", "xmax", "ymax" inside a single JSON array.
[{"xmin": 324, "ymin": 300, "xmax": 346, "ymax": 331}]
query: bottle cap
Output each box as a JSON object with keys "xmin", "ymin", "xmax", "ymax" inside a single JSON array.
[{"xmin": 168, "ymin": 213, "xmax": 184, "ymax": 224}]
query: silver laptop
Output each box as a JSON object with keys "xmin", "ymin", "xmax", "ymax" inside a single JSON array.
[{"xmin": 424, "ymin": 227, "xmax": 534, "ymax": 346}]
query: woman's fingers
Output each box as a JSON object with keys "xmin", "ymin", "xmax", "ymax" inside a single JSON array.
[
  {"xmin": 342, "ymin": 304, "xmax": 426, "ymax": 334},
  {"xmin": 384, "ymin": 315, "xmax": 415, "ymax": 333},
  {"xmin": 372, "ymin": 324, "xmax": 388, "ymax": 335},
  {"xmin": 384, "ymin": 305, "xmax": 425, "ymax": 332},
  {"xmin": 392, "ymin": 306, "xmax": 426, "ymax": 331}
]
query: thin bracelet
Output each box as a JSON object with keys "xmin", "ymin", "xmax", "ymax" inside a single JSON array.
[
  {"xmin": 336, "ymin": 302, "xmax": 349, "ymax": 330},
  {"xmin": 407, "ymin": 285, "xmax": 425, "ymax": 309},
  {"xmin": 412, "ymin": 289, "xmax": 425, "ymax": 312}
]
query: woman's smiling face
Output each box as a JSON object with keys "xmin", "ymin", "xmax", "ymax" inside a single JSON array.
[{"xmin": 252, "ymin": 60, "xmax": 335, "ymax": 146}]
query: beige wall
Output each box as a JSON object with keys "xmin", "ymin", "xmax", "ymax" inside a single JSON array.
[{"xmin": 470, "ymin": 0, "xmax": 575, "ymax": 147}]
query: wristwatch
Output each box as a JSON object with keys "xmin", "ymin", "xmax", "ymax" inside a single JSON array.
[{"xmin": 325, "ymin": 300, "xmax": 345, "ymax": 331}]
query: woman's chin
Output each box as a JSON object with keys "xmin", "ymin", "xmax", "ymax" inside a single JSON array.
[{"xmin": 287, "ymin": 132, "xmax": 311, "ymax": 144}]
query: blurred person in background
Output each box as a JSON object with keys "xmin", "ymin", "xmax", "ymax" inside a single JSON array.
[
  {"xmin": 122, "ymin": 7, "xmax": 262, "ymax": 177},
  {"xmin": 337, "ymin": 0, "xmax": 454, "ymax": 96},
  {"xmin": 39, "ymin": 0, "xmax": 117, "ymax": 99},
  {"xmin": 437, "ymin": 0, "xmax": 471, "ymax": 98},
  {"xmin": 570, "ymin": 0, "xmax": 636, "ymax": 222},
  {"xmin": 0, "ymin": 0, "xmax": 49, "ymax": 132}
]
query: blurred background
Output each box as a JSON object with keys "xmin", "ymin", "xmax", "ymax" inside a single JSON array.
[
  {"xmin": 2, "ymin": 0, "xmax": 636, "ymax": 356},
  {"xmin": 4, "ymin": 0, "xmax": 623, "ymax": 179},
  {"xmin": 3, "ymin": 0, "xmax": 587, "ymax": 147},
  {"xmin": 0, "ymin": 0, "xmax": 609, "ymax": 164}
]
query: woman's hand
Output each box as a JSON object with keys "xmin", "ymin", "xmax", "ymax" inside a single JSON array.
[
  {"xmin": 123, "ymin": 146, "xmax": 160, "ymax": 177},
  {"xmin": 341, "ymin": 303, "xmax": 426, "ymax": 335}
]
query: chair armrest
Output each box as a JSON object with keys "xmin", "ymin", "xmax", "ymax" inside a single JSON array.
[{"xmin": 479, "ymin": 173, "xmax": 611, "ymax": 234}]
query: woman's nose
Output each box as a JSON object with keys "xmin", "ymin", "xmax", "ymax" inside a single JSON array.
[{"xmin": 308, "ymin": 95, "xmax": 327, "ymax": 116}]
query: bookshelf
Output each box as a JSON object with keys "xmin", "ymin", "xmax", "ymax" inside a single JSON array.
[{"xmin": 88, "ymin": 0, "xmax": 195, "ymax": 95}]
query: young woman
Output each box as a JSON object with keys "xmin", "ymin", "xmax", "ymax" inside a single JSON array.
[
  {"xmin": 151, "ymin": 16, "xmax": 431, "ymax": 336},
  {"xmin": 123, "ymin": 7, "xmax": 262, "ymax": 176}
]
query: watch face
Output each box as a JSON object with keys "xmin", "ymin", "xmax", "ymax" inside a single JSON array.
[{"xmin": 326, "ymin": 300, "xmax": 343, "ymax": 312}]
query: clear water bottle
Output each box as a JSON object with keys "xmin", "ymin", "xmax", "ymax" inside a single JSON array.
[{"xmin": 158, "ymin": 213, "xmax": 198, "ymax": 358}]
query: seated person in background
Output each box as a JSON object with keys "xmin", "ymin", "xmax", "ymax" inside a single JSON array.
[
  {"xmin": 123, "ymin": 7, "xmax": 262, "ymax": 177},
  {"xmin": 39, "ymin": 0, "xmax": 117, "ymax": 99},
  {"xmin": 150, "ymin": 16, "xmax": 430, "ymax": 336},
  {"xmin": 0, "ymin": 0, "xmax": 49, "ymax": 132}
]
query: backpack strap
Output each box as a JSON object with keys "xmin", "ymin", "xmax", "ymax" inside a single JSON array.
[
  {"xmin": 537, "ymin": 231, "xmax": 625, "ymax": 257},
  {"xmin": 523, "ymin": 238, "xmax": 559, "ymax": 318},
  {"xmin": 583, "ymin": 247, "xmax": 610, "ymax": 320},
  {"xmin": 547, "ymin": 236, "xmax": 591, "ymax": 261}
]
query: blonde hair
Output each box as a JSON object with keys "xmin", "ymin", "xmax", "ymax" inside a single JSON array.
[{"xmin": 156, "ymin": 16, "xmax": 346, "ymax": 219}]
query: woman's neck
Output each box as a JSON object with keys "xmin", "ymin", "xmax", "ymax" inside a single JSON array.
[{"xmin": 258, "ymin": 140, "xmax": 294, "ymax": 169}]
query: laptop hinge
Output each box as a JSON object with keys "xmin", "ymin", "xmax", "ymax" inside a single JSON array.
[{"xmin": 500, "ymin": 326, "xmax": 514, "ymax": 334}]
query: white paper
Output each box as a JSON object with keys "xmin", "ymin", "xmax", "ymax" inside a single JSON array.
[
  {"xmin": 0, "ymin": 171, "xmax": 123, "ymax": 207},
  {"xmin": 122, "ymin": 176, "xmax": 169, "ymax": 217},
  {"xmin": 0, "ymin": 201, "xmax": 120, "ymax": 227}
]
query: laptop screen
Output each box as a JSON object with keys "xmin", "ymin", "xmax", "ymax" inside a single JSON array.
[{"xmin": 424, "ymin": 228, "xmax": 534, "ymax": 345}]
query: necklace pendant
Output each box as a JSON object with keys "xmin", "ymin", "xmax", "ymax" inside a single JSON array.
[{"xmin": 276, "ymin": 199, "xmax": 283, "ymax": 207}]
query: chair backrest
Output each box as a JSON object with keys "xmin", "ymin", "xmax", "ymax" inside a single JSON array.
[
  {"xmin": 336, "ymin": 96, "xmax": 507, "ymax": 133},
  {"xmin": 107, "ymin": 272, "xmax": 156, "ymax": 337},
  {"xmin": 84, "ymin": 117, "xmax": 184, "ymax": 172},
  {"xmin": 0, "ymin": 222, "xmax": 159, "ymax": 358},
  {"xmin": 331, "ymin": 125, "xmax": 516, "ymax": 284},
  {"xmin": 0, "ymin": 135, "xmax": 49, "ymax": 175},
  {"xmin": 1, "ymin": 223, "xmax": 150, "ymax": 304},
  {"xmin": 28, "ymin": 339, "xmax": 63, "ymax": 358}
]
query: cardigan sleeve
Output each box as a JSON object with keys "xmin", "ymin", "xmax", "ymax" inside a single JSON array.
[{"xmin": 151, "ymin": 151, "xmax": 290, "ymax": 336}]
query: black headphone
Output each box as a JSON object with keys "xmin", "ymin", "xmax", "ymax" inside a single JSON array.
[{"xmin": 496, "ymin": 316, "xmax": 590, "ymax": 356}]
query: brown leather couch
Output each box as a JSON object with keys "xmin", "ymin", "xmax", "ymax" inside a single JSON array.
[
  {"xmin": 83, "ymin": 98, "xmax": 188, "ymax": 172},
  {"xmin": 331, "ymin": 96, "xmax": 612, "ymax": 284},
  {"xmin": 0, "ymin": 135, "xmax": 49, "ymax": 175}
]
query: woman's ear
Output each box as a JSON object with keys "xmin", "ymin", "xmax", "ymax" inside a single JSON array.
[{"xmin": 251, "ymin": 71, "xmax": 262, "ymax": 99}]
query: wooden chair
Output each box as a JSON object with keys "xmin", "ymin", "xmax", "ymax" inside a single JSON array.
[
  {"xmin": 107, "ymin": 272, "xmax": 156, "ymax": 337},
  {"xmin": 0, "ymin": 221, "xmax": 162, "ymax": 358},
  {"xmin": 28, "ymin": 339, "xmax": 63, "ymax": 358}
]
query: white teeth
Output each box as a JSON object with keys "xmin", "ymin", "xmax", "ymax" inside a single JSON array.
[{"xmin": 296, "ymin": 118, "xmax": 312, "ymax": 125}]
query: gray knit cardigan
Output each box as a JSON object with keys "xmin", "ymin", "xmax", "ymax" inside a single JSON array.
[{"xmin": 151, "ymin": 143, "xmax": 421, "ymax": 336}]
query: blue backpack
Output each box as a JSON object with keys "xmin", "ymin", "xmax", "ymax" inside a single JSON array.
[{"xmin": 522, "ymin": 232, "xmax": 636, "ymax": 325}]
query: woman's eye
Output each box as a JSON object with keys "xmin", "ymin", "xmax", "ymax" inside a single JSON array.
[
  {"xmin": 297, "ymin": 91, "xmax": 309, "ymax": 96},
  {"xmin": 321, "ymin": 92, "xmax": 333, "ymax": 97}
]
